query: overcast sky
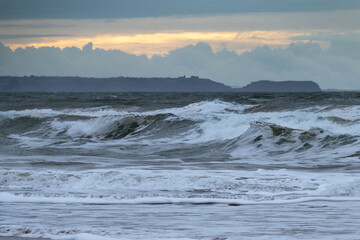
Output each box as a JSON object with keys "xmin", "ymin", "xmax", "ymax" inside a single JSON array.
[{"xmin": 0, "ymin": 0, "xmax": 359, "ymax": 89}]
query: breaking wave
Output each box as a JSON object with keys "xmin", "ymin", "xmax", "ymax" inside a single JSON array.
[
  {"xmin": 2, "ymin": 168, "xmax": 360, "ymax": 203},
  {"xmin": 1, "ymin": 100, "xmax": 359, "ymax": 162}
]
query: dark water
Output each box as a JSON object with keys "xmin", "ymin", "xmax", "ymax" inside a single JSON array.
[{"xmin": 1, "ymin": 92, "xmax": 360, "ymax": 239}]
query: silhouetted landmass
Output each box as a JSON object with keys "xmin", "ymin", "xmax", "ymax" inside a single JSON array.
[
  {"xmin": 235, "ymin": 80, "xmax": 321, "ymax": 92},
  {"xmin": 0, "ymin": 76, "xmax": 232, "ymax": 92},
  {"xmin": 0, "ymin": 76, "xmax": 321, "ymax": 92}
]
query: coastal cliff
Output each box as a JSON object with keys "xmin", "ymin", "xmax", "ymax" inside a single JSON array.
[{"xmin": 236, "ymin": 80, "xmax": 321, "ymax": 92}]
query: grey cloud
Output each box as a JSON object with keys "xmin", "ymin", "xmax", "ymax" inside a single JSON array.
[
  {"xmin": 0, "ymin": 41, "xmax": 359, "ymax": 90},
  {"xmin": 0, "ymin": 23, "xmax": 76, "ymax": 29},
  {"xmin": 0, "ymin": 34, "xmax": 72, "ymax": 39},
  {"xmin": 292, "ymin": 33, "xmax": 360, "ymax": 60},
  {"xmin": 0, "ymin": 0, "xmax": 359, "ymax": 20},
  {"xmin": 1, "ymin": 11, "xmax": 358, "ymax": 41},
  {"xmin": 292, "ymin": 32, "xmax": 360, "ymax": 42}
]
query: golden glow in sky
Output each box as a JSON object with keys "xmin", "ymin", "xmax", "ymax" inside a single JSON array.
[{"xmin": 6, "ymin": 30, "xmax": 308, "ymax": 56}]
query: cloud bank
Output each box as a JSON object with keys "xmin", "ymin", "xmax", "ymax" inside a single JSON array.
[
  {"xmin": 1, "ymin": 0, "xmax": 359, "ymax": 20},
  {"xmin": 1, "ymin": 41, "xmax": 359, "ymax": 90}
]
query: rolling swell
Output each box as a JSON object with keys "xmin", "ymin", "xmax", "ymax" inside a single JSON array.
[
  {"xmin": 244, "ymin": 121, "xmax": 357, "ymax": 151},
  {"xmin": 1, "ymin": 98, "xmax": 359, "ymax": 165},
  {"xmin": 231, "ymin": 121, "xmax": 359, "ymax": 166},
  {"xmin": 103, "ymin": 114, "xmax": 196, "ymax": 139},
  {"xmin": 49, "ymin": 113, "xmax": 197, "ymax": 140},
  {"xmin": 0, "ymin": 116, "xmax": 45, "ymax": 135}
]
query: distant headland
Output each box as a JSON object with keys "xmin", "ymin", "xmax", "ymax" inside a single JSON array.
[
  {"xmin": 238, "ymin": 80, "xmax": 321, "ymax": 92},
  {"xmin": 0, "ymin": 76, "xmax": 321, "ymax": 92}
]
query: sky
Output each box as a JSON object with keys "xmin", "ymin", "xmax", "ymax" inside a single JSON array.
[{"xmin": 0, "ymin": 0, "xmax": 360, "ymax": 89}]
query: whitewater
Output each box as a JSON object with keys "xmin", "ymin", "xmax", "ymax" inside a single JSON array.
[{"xmin": 1, "ymin": 92, "xmax": 360, "ymax": 239}]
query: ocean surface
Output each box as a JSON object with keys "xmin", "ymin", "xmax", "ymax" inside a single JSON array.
[{"xmin": 1, "ymin": 92, "xmax": 360, "ymax": 240}]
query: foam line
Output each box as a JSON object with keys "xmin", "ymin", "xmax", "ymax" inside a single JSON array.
[{"xmin": 1, "ymin": 192, "xmax": 360, "ymax": 205}]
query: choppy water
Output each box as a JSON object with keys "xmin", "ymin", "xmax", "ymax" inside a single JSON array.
[{"xmin": 1, "ymin": 92, "xmax": 360, "ymax": 240}]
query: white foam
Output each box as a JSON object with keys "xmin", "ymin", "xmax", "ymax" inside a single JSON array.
[
  {"xmin": 2, "ymin": 169, "xmax": 360, "ymax": 203},
  {"xmin": 56, "ymin": 233, "xmax": 120, "ymax": 240},
  {"xmin": 49, "ymin": 116, "xmax": 120, "ymax": 138},
  {"xmin": 1, "ymin": 192, "xmax": 359, "ymax": 206},
  {"xmin": 0, "ymin": 108, "xmax": 63, "ymax": 119},
  {"xmin": 316, "ymin": 176, "xmax": 360, "ymax": 197},
  {"xmin": 0, "ymin": 107, "xmax": 130, "ymax": 119},
  {"xmin": 158, "ymin": 103, "xmax": 360, "ymax": 143},
  {"xmin": 8, "ymin": 134, "xmax": 57, "ymax": 148}
]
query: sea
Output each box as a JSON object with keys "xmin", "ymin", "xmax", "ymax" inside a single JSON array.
[{"xmin": 1, "ymin": 92, "xmax": 360, "ymax": 240}]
